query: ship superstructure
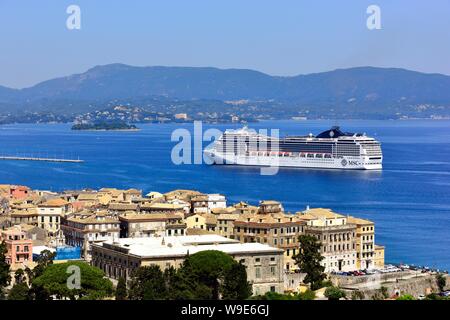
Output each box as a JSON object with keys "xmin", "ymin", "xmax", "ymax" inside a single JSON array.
[{"xmin": 204, "ymin": 126, "xmax": 382, "ymax": 170}]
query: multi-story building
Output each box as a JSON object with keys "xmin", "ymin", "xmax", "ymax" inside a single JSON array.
[
  {"xmin": 185, "ymin": 213, "xmax": 217, "ymax": 232},
  {"xmin": 76, "ymin": 192, "xmax": 100, "ymax": 207},
  {"xmin": 9, "ymin": 208, "xmax": 38, "ymax": 226},
  {"xmin": 61, "ymin": 211, "xmax": 120, "ymax": 259},
  {"xmin": 108, "ymin": 203, "xmax": 138, "ymax": 215},
  {"xmin": 123, "ymin": 189, "xmax": 142, "ymax": 202},
  {"xmin": 190, "ymin": 195, "xmax": 209, "ymax": 214},
  {"xmin": 206, "ymin": 194, "xmax": 227, "ymax": 211},
  {"xmin": 233, "ymin": 201, "xmax": 306, "ymax": 271},
  {"xmin": 37, "ymin": 198, "xmax": 71, "ymax": 239},
  {"xmin": 347, "ymin": 216, "xmax": 376, "ymax": 270},
  {"xmin": 119, "ymin": 212, "xmax": 186, "ymax": 238},
  {"xmin": 98, "ymin": 188, "xmax": 126, "ymax": 203},
  {"xmin": 0, "ymin": 226, "xmax": 33, "ymax": 268},
  {"xmin": 91, "ymin": 235, "xmax": 284, "ymax": 295},
  {"xmin": 374, "ymin": 245, "xmax": 385, "ymax": 268},
  {"xmin": 301, "ymin": 208, "xmax": 357, "ymax": 273},
  {"xmin": 216, "ymin": 213, "xmax": 240, "ymax": 238},
  {"xmin": 232, "ymin": 201, "xmax": 259, "ymax": 215},
  {"xmin": 139, "ymin": 202, "xmax": 186, "ymax": 215}
]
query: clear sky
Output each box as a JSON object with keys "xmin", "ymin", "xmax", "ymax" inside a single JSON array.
[{"xmin": 0, "ymin": 0, "xmax": 449, "ymax": 88}]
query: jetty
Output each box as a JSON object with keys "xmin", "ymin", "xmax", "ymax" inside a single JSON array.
[{"xmin": 0, "ymin": 156, "xmax": 84, "ymax": 163}]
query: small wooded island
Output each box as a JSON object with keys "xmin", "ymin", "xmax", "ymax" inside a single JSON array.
[{"xmin": 71, "ymin": 121, "xmax": 139, "ymax": 131}]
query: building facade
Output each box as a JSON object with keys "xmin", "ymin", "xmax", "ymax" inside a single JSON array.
[
  {"xmin": 301, "ymin": 208, "xmax": 357, "ymax": 273},
  {"xmin": 0, "ymin": 226, "xmax": 33, "ymax": 267},
  {"xmin": 91, "ymin": 235, "xmax": 284, "ymax": 295}
]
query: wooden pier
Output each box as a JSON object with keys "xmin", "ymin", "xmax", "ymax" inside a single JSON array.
[{"xmin": 0, "ymin": 156, "xmax": 84, "ymax": 163}]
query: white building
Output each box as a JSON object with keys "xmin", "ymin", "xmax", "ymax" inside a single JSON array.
[{"xmin": 207, "ymin": 194, "xmax": 227, "ymax": 211}]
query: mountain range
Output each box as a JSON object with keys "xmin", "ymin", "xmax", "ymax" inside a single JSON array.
[{"xmin": 1, "ymin": 64, "xmax": 450, "ymax": 117}]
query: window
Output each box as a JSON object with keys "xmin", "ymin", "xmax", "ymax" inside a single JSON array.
[
  {"xmin": 270, "ymin": 266, "xmax": 276, "ymax": 276},
  {"xmin": 270, "ymin": 286, "xmax": 276, "ymax": 292},
  {"xmin": 255, "ymin": 267, "xmax": 261, "ymax": 278}
]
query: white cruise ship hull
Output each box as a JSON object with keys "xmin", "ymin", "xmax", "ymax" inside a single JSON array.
[{"xmin": 204, "ymin": 151, "xmax": 382, "ymax": 170}]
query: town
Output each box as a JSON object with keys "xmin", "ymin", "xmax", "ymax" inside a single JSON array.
[{"xmin": 0, "ymin": 184, "xmax": 448, "ymax": 300}]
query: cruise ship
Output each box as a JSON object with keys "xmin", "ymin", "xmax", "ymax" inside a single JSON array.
[{"xmin": 204, "ymin": 126, "xmax": 382, "ymax": 170}]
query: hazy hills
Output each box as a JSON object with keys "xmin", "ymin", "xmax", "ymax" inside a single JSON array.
[{"xmin": 1, "ymin": 64, "xmax": 450, "ymax": 117}]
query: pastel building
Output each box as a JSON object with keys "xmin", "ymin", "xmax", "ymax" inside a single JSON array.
[{"xmin": 0, "ymin": 226, "xmax": 33, "ymax": 267}]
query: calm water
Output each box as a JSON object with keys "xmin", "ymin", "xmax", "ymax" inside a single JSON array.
[{"xmin": 0, "ymin": 120, "xmax": 449, "ymax": 270}]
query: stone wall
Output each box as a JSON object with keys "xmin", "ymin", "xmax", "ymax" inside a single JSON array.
[{"xmin": 335, "ymin": 273, "xmax": 448, "ymax": 299}]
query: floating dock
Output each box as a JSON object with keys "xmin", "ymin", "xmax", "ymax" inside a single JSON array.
[{"xmin": 0, "ymin": 156, "xmax": 84, "ymax": 163}]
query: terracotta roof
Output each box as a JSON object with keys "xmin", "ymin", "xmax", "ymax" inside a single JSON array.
[
  {"xmin": 191, "ymin": 195, "xmax": 208, "ymax": 202},
  {"xmin": 66, "ymin": 214, "xmax": 119, "ymax": 225},
  {"xmin": 234, "ymin": 212, "xmax": 305, "ymax": 226},
  {"xmin": 119, "ymin": 213, "xmax": 183, "ymax": 222},
  {"xmin": 186, "ymin": 228, "xmax": 216, "ymax": 236},
  {"xmin": 77, "ymin": 193, "xmax": 98, "ymax": 201},
  {"xmin": 39, "ymin": 198, "xmax": 69, "ymax": 207},
  {"xmin": 141, "ymin": 203, "xmax": 185, "ymax": 210},
  {"xmin": 125, "ymin": 189, "xmax": 141, "ymax": 194},
  {"xmin": 260, "ymin": 200, "xmax": 282, "ymax": 205},
  {"xmin": 347, "ymin": 216, "xmax": 374, "ymax": 225},
  {"xmin": 108, "ymin": 203, "xmax": 138, "ymax": 211},
  {"xmin": 302, "ymin": 208, "xmax": 344, "ymax": 219},
  {"xmin": 10, "ymin": 209, "xmax": 37, "ymax": 216},
  {"xmin": 217, "ymin": 213, "xmax": 240, "ymax": 221},
  {"xmin": 211, "ymin": 207, "xmax": 237, "ymax": 215}
]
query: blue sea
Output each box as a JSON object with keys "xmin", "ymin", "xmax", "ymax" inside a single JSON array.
[{"xmin": 0, "ymin": 120, "xmax": 449, "ymax": 270}]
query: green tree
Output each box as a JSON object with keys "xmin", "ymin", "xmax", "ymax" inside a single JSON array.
[
  {"xmin": 28, "ymin": 249, "xmax": 57, "ymax": 300},
  {"xmin": 222, "ymin": 261, "xmax": 252, "ymax": 300},
  {"xmin": 297, "ymin": 289, "xmax": 316, "ymax": 300},
  {"xmin": 436, "ymin": 274, "xmax": 446, "ymax": 292},
  {"xmin": 7, "ymin": 282, "xmax": 30, "ymax": 300},
  {"xmin": 14, "ymin": 269, "xmax": 26, "ymax": 284},
  {"xmin": 396, "ymin": 294, "xmax": 415, "ymax": 300},
  {"xmin": 128, "ymin": 265, "xmax": 168, "ymax": 300},
  {"xmin": 115, "ymin": 277, "xmax": 127, "ymax": 300},
  {"xmin": 324, "ymin": 286, "xmax": 346, "ymax": 300},
  {"xmin": 0, "ymin": 241, "xmax": 11, "ymax": 299},
  {"xmin": 182, "ymin": 250, "xmax": 235, "ymax": 299},
  {"xmin": 32, "ymin": 249, "xmax": 56, "ymax": 278},
  {"xmin": 252, "ymin": 290, "xmax": 315, "ymax": 300},
  {"xmin": 32, "ymin": 261, "xmax": 113, "ymax": 300},
  {"xmin": 293, "ymin": 235, "xmax": 326, "ymax": 290},
  {"xmin": 256, "ymin": 291, "xmax": 297, "ymax": 300}
]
